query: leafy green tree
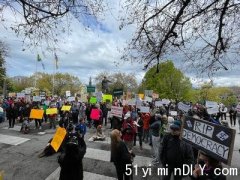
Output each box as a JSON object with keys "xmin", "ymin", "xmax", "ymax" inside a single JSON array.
[
  {"xmin": 142, "ymin": 60, "xmax": 192, "ymax": 102},
  {"xmin": 95, "ymin": 72, "xmax": 138, "ymax": 94}
]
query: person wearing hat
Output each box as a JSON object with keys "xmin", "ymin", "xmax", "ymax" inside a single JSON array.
[
  {"xmin": 58, "ymin": 133, "xmax": 86, "ymax": 180},
  {"xmin": 160, "ymin": 120, "xmax": 194, "ymax": 180}
]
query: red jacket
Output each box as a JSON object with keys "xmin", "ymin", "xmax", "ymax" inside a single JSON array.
[{"xmin": 122, "ymin": 119, "xmax": 136, "ymax": 141}]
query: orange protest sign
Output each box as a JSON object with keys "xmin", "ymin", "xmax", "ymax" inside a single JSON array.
[
  {"xmin": 29, "ymin": 109, "xmax": 44, "ymax": 120},
  {"xmin": 50, "ymin": 127, "xmax": 67, "ymax": 152},
  {"xmin": 46, "ymin": 108, "xmax": 58, "ymax": 115},
  {"xmin": 61, "ymin": 105, "xmax": 71, "ymax": 111}
]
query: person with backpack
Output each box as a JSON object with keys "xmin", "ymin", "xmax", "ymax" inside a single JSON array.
[
  {"xmin": 160, "ymin": 120, "xmax": 194, "ymax": 180},
  {"xmin": 58, "ymin": 132, "xmax": 86, "ymax": 180}
]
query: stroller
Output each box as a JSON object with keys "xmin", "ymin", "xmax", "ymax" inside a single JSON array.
[{"xmin": 20, "ymin": 118, "xmax": 30, "ymax": 134}]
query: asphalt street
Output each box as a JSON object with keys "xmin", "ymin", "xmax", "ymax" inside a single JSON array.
[{"xmin": 0, "ymin": 116, "xmax": 239, "ymax": 180}]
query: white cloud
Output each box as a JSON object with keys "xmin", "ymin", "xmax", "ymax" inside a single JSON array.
[{"xmin": 0, "ymin": 2, "xmax": 239, "ymax": 88}]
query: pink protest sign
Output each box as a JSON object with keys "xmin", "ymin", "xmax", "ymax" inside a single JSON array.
[{"xmin": 90, "ymin": 109, "xmax": 100, "ymax": 120}]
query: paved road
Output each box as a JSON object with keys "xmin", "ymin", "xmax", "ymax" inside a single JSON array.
[{"xmin": 0, "ymin": 117, "xmax": 240, "ymax": 180}]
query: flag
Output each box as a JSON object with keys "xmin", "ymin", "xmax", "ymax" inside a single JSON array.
[
  {"xmin": 54, "ymin": 53, "xmax": 59, "ymax": 69},
  {"xmin": 37, "ymin": 54, "xmax": 41, "ymax": 62}
]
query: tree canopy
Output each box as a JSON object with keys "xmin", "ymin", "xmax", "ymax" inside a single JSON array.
[
  {"xmin": 0, "ymin": 0, "xmax": 104, "ymax": 48},
  {"xmin": 142, "ymin": 60, "xmax": 192, "ymax": 101},
  {"xmin": 94, "ymin": 72, "xmax": 138, "ymax": 93},
  {"xmin": 10, "ymin": 72, "xmax": 82, "ymax": 96},
  {"xmin": 120, "ymin": 0, "xmax": 240, "ymax": 75}
]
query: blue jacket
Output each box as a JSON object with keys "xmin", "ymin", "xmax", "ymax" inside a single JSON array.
[{"xmin": 75, "ymin": 123, "xmax": 87, "ymax": 136}]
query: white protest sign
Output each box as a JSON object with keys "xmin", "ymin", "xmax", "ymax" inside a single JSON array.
[
  {"xmin": 144, "ymin": 96, "xmax": 152, "ymax": 102},
  {"xmin": 170, "ymin": 111, "xmax": 177, "ymax": 116},
  {"xmin": 236, "ymin": 104, "xmax": 240, "ymax": 112},
  {"xmin": 67, "ymin": 96, "xmax": 75, "ymax": 102},
  {"xmin": 136, "ymin": 99, "xmax": 142, "ymax": 108},
  {"xmin": 127, "ymin": 99, "xmax": 136, "ymax": 106},
  {"xmin": 155, "ymin": 101, "xmax": 164, "ymax": 107},
  {"xmin": 17, "ymin": 93, "xmax": 25, "ymax": 98},
  {"xmin": 44, "ymin": 100, "xmax": 50, "ymax": 106},
  {"xmin": 140, "ymin": 106, "xmax": 150, "ymax": 113},
  {"xmin": 207, "ymin": 107, "xmax": 220, "ymax": 115},
  {"xmin": 66, "ymin": 91, "xmax": 71, "ymax": 97},
  {"xmin": 162, "ymin": 99, "xmax": 171, "ymax": 105},
  {"xmin": 96, "ymin": 92, "xmax": 103, "ymax": 102},
  {"xmin": 122, "ymin": 100, "xmax": 127, "ymax": 106},
  {"xmin": 205, "ymin": 100, "xmax": 218, "ymax": 108},
  {"xmin": 144, "ymin": 90, "xmax": 153, "ymax": 97},
  {"xmin": 33, "ymin": 96, "xmax": 41, "ymax": 102},
  {"xmin": 178, "ymin": 102, "xmax": 191, "ymax": 112},
  {"xmin": 110, "ymin": 106, "xmax": 123, "ymax": 118}
]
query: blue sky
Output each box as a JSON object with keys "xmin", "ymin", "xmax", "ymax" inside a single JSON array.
[{"xmin": 0, "ymin": 2, "xmax": 239, "ymax": 88}]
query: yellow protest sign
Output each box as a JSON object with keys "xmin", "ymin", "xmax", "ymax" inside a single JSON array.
[
  {"xmin": 29, "ymin": 109, "xmax": 44, "ymax": 120},
  {"xmin": 46, "ymin": 108, "xmax": 58, "ymax": 115},
  {"xmin": 138, "ymin": 93, "xmax": 144, "ymax": 99},
  {"xmin": 103, "ymin": 94, "xmax": 113, "ymax": 102},
  {"xmin": 61, "ymin": 105, "xmax": 71, "ymax": 111},
  {"xmin": 50, "ymin": 127, "xmax": 67, "ymax": 152}
]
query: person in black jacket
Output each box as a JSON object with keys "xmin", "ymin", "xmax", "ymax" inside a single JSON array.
[
  {"xmin": 110, "ymin": 129, "xmax": 134, "ymax": 180},
  {"xmin": 58, "ymin": 133, "xmax": 86, "ymax": 180},
  {"xmin": 160, "ymin": 120, "xmax": 194, "ymax": 180}
]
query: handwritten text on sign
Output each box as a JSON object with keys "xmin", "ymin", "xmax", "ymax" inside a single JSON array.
[{"xmin": 182, "ymin": 117, "xmax": 235, "ymax": 165}]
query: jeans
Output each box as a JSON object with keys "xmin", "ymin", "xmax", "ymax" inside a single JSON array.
[{"xmin": 152, "ymin": 135, "xmax": 160, "ymax": 162}]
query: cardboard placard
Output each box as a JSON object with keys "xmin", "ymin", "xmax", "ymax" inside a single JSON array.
[
  {"xmin": 17, "ymin": 93, "xmax": 25, "ymax": 98},
  {"xmin": 178, "ymin": 102, "xmax": 191, "ymax": 112},
  {"xmin": 33, "ymin": 96, "xmax": 41, "ymax": 102},
  {"xmin": 50, "ymin": 127, "xmax": 67, "ymax": 152},
  {"xmin": 182, "ymin": 117, "xmax": 236, "ymax": 165},
  {"xmin": 162, "ymin": 99, "xmax": 170, "ymax": 105},
  {"xmin": 138, "ymin": 93, "xmax": 144, "ymax": 100},
  {"xmin": 155, "ymin": 101, "xmax": 164, "ymax": 107},
  {"xmin": 89, "ymin": 97, "xmax": 97, "ymax": 104},
  {"xmin": 110, "ymin": 106, "xmax": 123, "ymax": 118},
  {"xmin": 102, "ymin": 94, "xmax": 112, "ymax": 102},
  {"xmin": 170, "ymin": 111, "xmax": 177, "ymax": 116},
  {"xmin": 205, "ymin": 100, "xmax": 218, "ymax": 108},
  {"xmin": 96, "ymin": 92, "xmax": 103, "ymax": 102},
  {"xmin": 140, "ymin": 106, "xmax": 150, "ymax": 113},
  {"xmin": 67, "ymin": 96, "xmax": 75, "ymax": 102},
  {"xmin": 46, "ymin": 108, "xmax": 58, "ymax": 115},
  {"xmin": 144, "ymin": 90, "xmax": 153, "ymax": 97},
  {"xmin": 90, "ymin": 109, "xmax": 100, "ymax": 120},
  {"xmin": 127, "ymin": 99, "xmax": 136, "ymax": 106},
  {"xmin": 29, "ymin": 109, "xmax": 44, "ymax": 120},
  {"xmin": 144, "ymin": 96, "xmax": 152, "ymax": 102},
  {"xmin": 207, "ymin": 107, "xmax": 219, "ymax": 115},
  {"xmin": 61, "ymin": 105, "xmax": 71, "ymax": 111}
]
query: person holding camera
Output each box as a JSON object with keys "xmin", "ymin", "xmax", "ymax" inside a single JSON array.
[{"xmin": 110, "ymin": 129, "xmax": 134, "ymax": 180}]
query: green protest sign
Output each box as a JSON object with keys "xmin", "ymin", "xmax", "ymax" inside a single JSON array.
[
  {"xmin": 103, "ymin": 94, "xmax": 112, "ymax": 102},
  {"xmin": 89, "ymin": 97, "xmax": 97, "ymax": 104}
]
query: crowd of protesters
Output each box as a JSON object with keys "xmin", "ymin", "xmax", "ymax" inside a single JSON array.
[{"xmin": 1, "ymin": 95, "xmax": 240, "ymax": 180}]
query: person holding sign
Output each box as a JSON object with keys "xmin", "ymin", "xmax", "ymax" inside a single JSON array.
[{"xmin": 191, "ymin": 151, "xmax": 226, "ymax": 180}]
